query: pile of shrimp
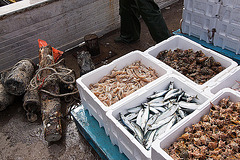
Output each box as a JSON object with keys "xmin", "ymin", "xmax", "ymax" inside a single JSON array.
[{"xmin": 89, "ymin": 61, "xmax": 159, "ymax": 106}]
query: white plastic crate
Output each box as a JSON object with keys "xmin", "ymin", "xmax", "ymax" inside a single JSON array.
[
  {"xmin": 184, "ymin": 0, "xmax": 220, "ymax": 17},
  {"xmin": 216, "ymin": 19, "xmax": 240, "ymax": 41},
  {"xmin": 182, "ymin": 9, "xmax": 217, "ymax": 30},
  {"xmin": 218, "ymin": 5, "xmax": 240, "ymax": 26},
  {"xmin": 144, "ymin": 35, "xmax": 238, "ymax": 90},
  {"xmin": 205, "ymin": 66, "xmax": 240, "ymax": 96},
  {"xmin": 213, "ymin": 33, "xmax": 240, "ymax": 54},
  {"xmin": 181, "ymin": 21, "xmax": 214, "ymax": 43},
  {"xmin": 222, "ymin": 0, "xmax": 240, "ymax": 8},
  {"xmin": 76, "ymin": 50, "xmax": 170, "ymax": 131},
  {"xmin": 105, "ymin": 74, "xmax": 210, "ymax": 160},
  {"xmin": 151, "ymin": 88, "xmax": 240, "ymax": 160}
]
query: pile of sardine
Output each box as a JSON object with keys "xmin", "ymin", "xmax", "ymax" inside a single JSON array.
[{"xmin": 119, "ymin": 81, "xmax": 200, "ymax": 150}]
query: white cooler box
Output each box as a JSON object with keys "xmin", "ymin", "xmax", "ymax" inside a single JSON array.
[
  {"xmin": 183, "ymin": 0, "xmax": 220, "ymax": 17},
  {"xmin": 105, "ymin": 74, "xmax": 210, "ymax": 160},
  {"xmin": 76, "ymin": 50, "xmax": 171, "ymax": 132},
  {"xmin": 144, "ymin": 35, "xmax": 238, "ymax": 90},
  {"xmin": 222, "ymin": 0, "xmax": 240, "ymax": 8},
  {"xmin": 205, "ymin": 66, "xmax": 240, "ymax": 96},
  {"xmin": 218, "ymin": 5, "xmax": 240, "ymax": 26},
  {"xmin": 151, "ymin": 88, "xmax": 240, "ymax": 160}
]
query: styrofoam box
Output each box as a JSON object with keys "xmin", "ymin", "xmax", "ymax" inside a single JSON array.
[
  {"xmin": 216, "ymin": 19, "xmax": 240, "ymax": 41},
  {"xmin": 76, "ymin": 50, "xmax": 171, "ymax": 132},
  {"xmin": 181, "ymin": 21, "xmax": 213, "ymax": 43},
  {"xmin": 151, "ymin": 88, "xmax": 240, "ymax": 160},
  {"xmin": 105, "ymin": 74, "xmax": 210, "ymax": 160},
  {"xmin": 183, "ymin": 0, "xmax": 220, "ymax": 17},
  {"xmin": 182, "ymin": 9, "xmax": 217, "ymax": 30},
  {"xmin": 213, "ymin": 33, "xmax": 240, "ymax": 54},
  {"xmin": 205, "ymin": 66, "xmax": 240, "ymax": 96},
  {"xmin": 218, "ymin": 5, "xmax": 240, "ymax": 26},
  {"xmin": 144, "ymin": 35, "xmax": 238, "ymax": 90},
  {"xmin": 222, "ymin": 0, "xmax": 240, "ymax": 8}
]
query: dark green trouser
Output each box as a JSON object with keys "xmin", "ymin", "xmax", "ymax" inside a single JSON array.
[{"xmin": 119, "ymin": 0, "xmax": 171, "ymax": 43}]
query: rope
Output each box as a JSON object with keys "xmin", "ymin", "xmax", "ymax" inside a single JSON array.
[{"xmin": 28, "ymin": 58, "xmax": 78, "ymax": 97}]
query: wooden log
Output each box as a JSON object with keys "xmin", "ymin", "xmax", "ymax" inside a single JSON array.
[
  {"xmin": 84, "ymin": 34, "xmax": 100, "ymax": 56},
  {"xmin": 0, "ymin": 82, "xmax": 15, "ymax": 111},
  {"xmin": 23, "ymin": 89, "xmax": 41, "ymax": 122},
  {"xmin": 3, "ymin": 59, "xmax": 35, "ymax": 96},
  {"xmin": 39, "ymin": 45, "xmax": 62, "ymax": 142}
]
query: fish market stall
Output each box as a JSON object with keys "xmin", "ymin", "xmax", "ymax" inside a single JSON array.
[
  {"xmin": 72, "ymin": 30, "xmax": 240, "ymax": 159},
  {"xmin": 0, "ymin": 0, "xmax": 182, "ymax": 160}
]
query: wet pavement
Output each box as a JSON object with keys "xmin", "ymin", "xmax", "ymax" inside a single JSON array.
[{"xmin": 0, "ymin": 1, "xmax": 183, "ymax": 159}]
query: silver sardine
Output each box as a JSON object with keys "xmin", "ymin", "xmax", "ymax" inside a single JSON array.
[
  {"xmin": 179, "ymin": 101, "xmax": 199, "ymax": 110},
  {"xmin": 147, "ymin": 90, "xmax": 169, "ymax": 100}
]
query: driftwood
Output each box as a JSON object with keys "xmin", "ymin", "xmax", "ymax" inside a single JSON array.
[
  {"xmin": 39, "ymin": 45, "xmax": 62, "ymax": 142},
  {"xmin": 3, "ymin": 59, "xmax": 35, "ymax": 96},
  {"xmin": 23, "ymin": 89, "xmax": 41, "ymax": 122},
  {"xmin": 0, "ymin": 82, "xmax": 15, "ymax": 111}
]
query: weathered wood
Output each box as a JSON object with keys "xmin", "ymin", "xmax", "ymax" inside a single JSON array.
[
  {"xmin": 39, "ymin": 45, "xmax": 62, "ymax": 142},
  {"xmin": 3, "ymin": 59, "xmax": 35, "ymax": 96},
  {"xmin": 84, "ymin": 34, "xmax": 100, "ymax": 56},
  {"xmin": 23, "ymin": 89, "xmax": 41, "ymax": 122},
  {"xmin": 0, "ymin": 82, "xmax": 15, "ymax": 111}
]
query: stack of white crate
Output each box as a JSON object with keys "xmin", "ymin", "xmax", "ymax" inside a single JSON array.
[
  {"xmin": 182, "ymin": 0, "xmax": 221, "ymax": 43},
  {"xmin": 182, "ymin": 0, "xmax": 240, "ymax": 54},
  {"xmin": 214, "ymin": 0, "xmax": 240, "ymax": 54}
]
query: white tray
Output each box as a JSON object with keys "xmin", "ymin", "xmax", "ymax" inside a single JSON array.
[{"xmin": 151, "ymin": 88, "xmax": 240, "ymax": 160}]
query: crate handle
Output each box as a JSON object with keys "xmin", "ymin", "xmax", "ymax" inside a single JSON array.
[{"xmin": 207, "ymin": 28, "xmax": 216, "ymax": 43}]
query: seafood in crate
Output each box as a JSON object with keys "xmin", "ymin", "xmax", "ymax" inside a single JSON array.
[
  {"xmin": 145, "ymin": 35, "xmax": 238, "ymax": 91},
  {"xmin": 151, "ymin": 88, "xmax": 240, "ymax": 160},
  {"xmin": 118, "ymin": 81, "xmax": 200, "ymax": 150},
  {"xmin": 164, "ymin": 96, "xmax": 240, "ymax": 159},
  {"xmin": 156, "ymin": 48, "xmax": 225, "ymax": 85},
  {"xmin": 106, "ymin": 74, "xmax": 210, "ymax": 160},
  {"xmin": 89, "ymin": 61, "xmax": 158, "ymax": 107},
  {"xmin": 77, "ymin": 51, "xmax": 170, "ymax": 129}
]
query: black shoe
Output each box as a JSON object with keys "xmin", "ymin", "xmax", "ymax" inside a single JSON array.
[{"xmin": 114, "ymin": 37, "xmax": 139, "ymax": 44}]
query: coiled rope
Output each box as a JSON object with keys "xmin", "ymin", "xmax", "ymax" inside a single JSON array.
[{"xmin": 28, "ymin": 58, "xmax": 79, "ymax": 97}]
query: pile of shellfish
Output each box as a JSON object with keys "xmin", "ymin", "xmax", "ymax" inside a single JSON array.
[
  {"xmin": 89, "ymin": 61, "xmax": 158, "ymax": 106},
  {"xmin": 165, "ymin": 97, "xmax": 240, "ymax": 159},
  {"xmin": 156, "ymin": 49, "xmax": 225, "ymax": 84}
]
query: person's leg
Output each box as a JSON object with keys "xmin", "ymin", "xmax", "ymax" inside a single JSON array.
[
  {"xmin": 135, "ymin": 0, "xmax": 171, "ymax": 43},
  {"xmin": 115, "ymin": 0, "xmax": 141, "ymax": 43}
]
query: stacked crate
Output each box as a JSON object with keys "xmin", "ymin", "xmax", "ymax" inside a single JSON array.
[
  {"xmin": 214, "ymin": 0, "xmax": 240, "ymax": 54},
  {"xmin": 182, "ymin": 0, "xmax": 220, "ymax": 43},
  {"xmin": 182, "ymin": 0, "xmax": 240, "ymax": 54}
]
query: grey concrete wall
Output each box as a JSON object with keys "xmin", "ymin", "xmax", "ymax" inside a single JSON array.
[{"xmin": 0, "ymin": 0, "xmax": 178, "ymax": 71}]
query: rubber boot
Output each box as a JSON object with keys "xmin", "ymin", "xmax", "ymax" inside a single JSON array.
[{"xmin": 116, "ymin": 0, "xmax": 140, "ymax": 43}]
